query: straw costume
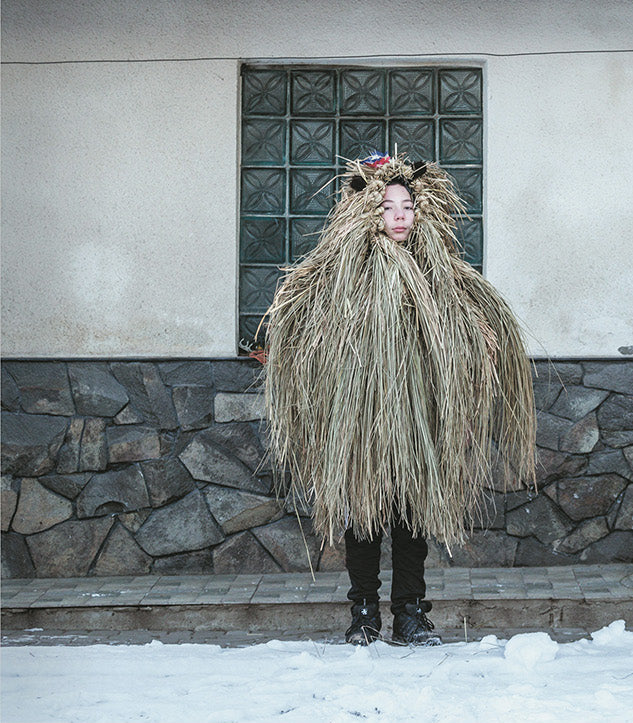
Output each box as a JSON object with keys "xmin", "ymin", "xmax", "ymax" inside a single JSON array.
[{"xmin": 263, "ymin": 154, "xmax": 536, "ymax": 643}]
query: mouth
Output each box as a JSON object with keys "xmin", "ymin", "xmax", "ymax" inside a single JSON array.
[{"xmin": 393, "ymin": 227, "xmax": 407, "ymax": 233}]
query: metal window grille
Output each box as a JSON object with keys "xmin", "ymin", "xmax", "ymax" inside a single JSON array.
[{"xmin": 239, "ymin": 64, "xmax": 483, "ymax": 348}]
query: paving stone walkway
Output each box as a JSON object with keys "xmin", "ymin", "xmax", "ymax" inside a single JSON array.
[{"xmin": 2, "ymin": 564, "xmax": 632, "ymax": 647}]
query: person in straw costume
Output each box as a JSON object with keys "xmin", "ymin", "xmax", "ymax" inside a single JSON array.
[{"xmin": 263, "ymin": 153, "xmax": 536, "ymax": 645}]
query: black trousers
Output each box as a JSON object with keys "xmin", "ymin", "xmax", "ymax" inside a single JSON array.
[{"xmin": 344, "ymin": 520, "xmax": 431, "ymax": 616}]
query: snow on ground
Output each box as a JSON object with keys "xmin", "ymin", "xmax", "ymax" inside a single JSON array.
[{"xmin": 2, "ymin": 621, "xmax": 633, "ymax": 723}]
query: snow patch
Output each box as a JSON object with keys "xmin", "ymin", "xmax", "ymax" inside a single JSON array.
[
  {"xmin": 503, "ymin": 631, "xmax": 559, "ymax": 669},
  {"xmin": 590, "ymin": 619, "xmax": 633, "ymax": 647}
]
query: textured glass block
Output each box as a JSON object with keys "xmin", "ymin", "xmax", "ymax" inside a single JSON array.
[
  {"xmin": 241, "ymin": 169, "xmax": 285, "ymax": 214},
  {"xmin": 292, "ymin": 71, "xmax": 336, "ymax": 114},
  {"xmin": 447, "ymin": 168, "xmax": 482, "ymax": 213},
  {"xmin": 389, "ymin": 70, "xmax": 434, "ymax": 114},
  {"xmin": 291, "ymin": 217, "xmax": 324, "ymax": 260},
  {"xmin": 390, "ymin": 120, "xmax": 434, "ymax": 162},
  {"xmin": 340, "ymin": 70, "xmax": 385, "ymax": 114},
  {"xmin": 439, "ymin": 70, "xmax": 482, "ymax": 113},
  {"xmin": 242, "ymin": 70, "xmax": 287, "ymax": 115},
  {"xmin": 242, "ymin": 119, "xmax": 285, "ymax": 165},
  {"xmin": 239, "ymin": 266, "xmax": 282, "ymax": 313},
  {"xmin": 440, "ymin": 120, "xmax": 483, "ymax": 163},
  {"xmin": 239, "ymin": 314, "xmax": 267, "ymax": 346},
  {"xmin": 240, "ymin": 217, "xmax": 286, "ymax": 263},
  {"xmin": 340, "ymin": 120, "xmax": 386, "ymax": 161},
  {"xmin": 454, "ymin": 217, "xmax": 483, "ymax": 266},
  {"xmin": 290, "ymin": 169, "xmax": 335, "ymax": 214},
  {"xmin": 291, "ymin": 120, "xmax": 335, "ymax": 165}
]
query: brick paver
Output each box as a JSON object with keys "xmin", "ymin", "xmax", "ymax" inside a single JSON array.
[{"xmin": 2, "ymin": 564, "xmax": 631, "ymax": 647}]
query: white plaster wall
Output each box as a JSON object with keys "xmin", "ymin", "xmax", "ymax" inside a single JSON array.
[
  {"xmin": 486, "ymin": 53, "xmax": 633, "ymax": 358},
  {"xmin": 2, "ymin": 0, "xmax": 631, "ymax": 60},
  {"xmin": 2, "ymin": 0, "xmax": 632, "ymax": 358},
  {"xmin": 2, "ymin": 60, "xmax": 239, "ymax": 357}
]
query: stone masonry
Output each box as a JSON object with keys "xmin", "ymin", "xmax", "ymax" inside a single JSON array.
[{"xmin": 1, "ymin": 358, "xmax": 632, "ymax": 578}]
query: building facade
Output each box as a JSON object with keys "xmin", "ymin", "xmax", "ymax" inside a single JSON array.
[{"xmin": 2, "ymin": 0, "xmax": 632, "ymax": 577}]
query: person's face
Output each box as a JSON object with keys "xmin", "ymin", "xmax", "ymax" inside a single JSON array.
[{"xmin": 381, "ymin": 184, "xmax": 414, "ymax": 242}]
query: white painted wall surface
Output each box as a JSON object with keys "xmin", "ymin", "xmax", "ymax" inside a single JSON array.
[
  {"xmin": 2, "ymin": 0, "xmax": 632, "ymax": 358},
  {"xmin": 2, "ymin": 60, "xmax": 239, "ymax": 357},
  {"xmin": 486, "ymin": 53, "xmax": 633, "ymax": 358}
]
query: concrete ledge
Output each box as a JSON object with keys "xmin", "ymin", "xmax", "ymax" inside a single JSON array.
[
  {"xmin": 3, "ymin": 599, "xmax": 632, "ymax": 636},
  {"xmin": 2, "ymin": 565, "xmax": 632, "ymax": 638}
]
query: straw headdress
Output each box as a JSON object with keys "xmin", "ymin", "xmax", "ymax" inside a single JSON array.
[{"xmin": 263, "ymin": 154, "xmax": 535, "ymax": 547}]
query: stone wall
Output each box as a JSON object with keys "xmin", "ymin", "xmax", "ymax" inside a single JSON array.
[{"xmin": 1, "ymin": 359, "xmax": 632, "ymax": 578}]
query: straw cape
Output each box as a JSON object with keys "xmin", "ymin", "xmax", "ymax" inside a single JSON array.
[{"xmin": 263, "ymin": 155, "xmax": 536, "ymax": 547}]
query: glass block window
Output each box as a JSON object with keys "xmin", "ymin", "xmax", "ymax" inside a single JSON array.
[{"xmin": 239, "ymin": 65, "xmax": 484, "ymax": 348}]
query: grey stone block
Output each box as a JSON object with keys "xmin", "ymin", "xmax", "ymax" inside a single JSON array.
[
  {"xmin": 118, "ymin": 510, "xmax": 151, "ymax": 533},
  {"xmin": 449, "ymin": 530, "xmax": 518, "ymax": 567},
  {"xmin": 535, "ymin": 448, "xmax": 587, "ymax": 485},
  {"xmin": 203, "ymin": 485, "xmax": 282, "ymax": 534},
  {"xmin": 1, "ymin": 532, "xmax": 36, "ymax": 578},
  {"xmin": 76, "ymin": 466, "xmax": 150, "ymax": 518},
  {"xmin": 11, "ymin": 478, "xmax": 73, "ymax": 534},
  {"xmin": 212, "ymin": 360, "xmax": 264, "ymax": 393},
  {"xmin": 550, "ymin": 386, "xmax": 609, "ymax": 422},
  {"xmin": 552, "ymin": 362, "xmax": 584, "ymax": 385},
  {"xmin": 193, "ymin": 422, "xmax": 267, "ymax": 471},
  {"xmin": 284, "ymin": 491, "xmax": 313, "ymax": 517},
  {"xmin": 505, "ymin": 489, "xmax": 536, "ymax": 511},
  {"xmin": 580, "ymin": 531, "xmax": 633, "ymax": 563},
  {"xmin": 583, "ymin": 362, "xmax": 633, "ymax": 395},
  {"xmin": 111, "ymin": 362, "xmax": 178, "ymax": 430},
  {"xmin": 215, "ymin": 392, "xmax": 265, "ymax": 423},
  {"xmin": 158, "ymin": 361, "xmax": 214, "ymax": 387},
  {"xmin": 135, "ymin": 490, "xmax": 224, "ymax": 556},
  {"xmin": 546, "ymin": 474, "xmax": 628, "ymax": 521},
  {"xmin": 514, "ymin": 536, "xmax": 578, "ymax": 566},
  {"xmin": 68, "ymin": 363, "xmax": 129, "ymax": 417},
  {"xmin": 602, "ymin": 431, "xmax": 633, "ymax": 448},
  {"xmin": 93, "ymin": 523, "xmax": 152, "ymax": 576},
  {"xmin": 598, "ymin": 394, "xmax": 633, "ymax": 431},
  {"xmin": 27, "ymin": 517, "xmax": 114, "ymax": 576},
  {"xmin": 1, "ymin": 476, "xmax": 19, "ymax": 531},
  {"xmin": 533, "ymin": 362, "xmax": 582, "ymax": 386},
  {"xmin": 152, "ymin": 549, "xmax": 214, "ymax": 575},
  {"xmin": 1, "ymin": 412, "xmax": 67, "ymax": 476},
  {"xmin": 473, "ymin": 491, "xmax": 505, "ymax": 529},
  {"xmin": 624, "ymin": 445, "xmax": 633, "ymax": 470},
  {"xmin": 586, "ymin": 449, "xmax": 632, "ymax": 481},
  {"xmin": 107, "ymin": 425, "xmax": 160, "ymax": 463},
  {"xmin": 506, "ymin": 494, "xmax": 573, "ymax": 544},
  {"xmin": 3, "ymin": 362, "xmax": 74, "ymax": 416},
  {"xmin": 179, "ymin": 430, "xmax": 269, "ymax": 494},
  {"xmin": 56, "ymin": 418, "xmax": 83, "ymax": 473},
  {"xmin": 532, "ymin": 381, "xmax": 562, "ymax": 411},
  {"xmin": 252, "ymin": 516, "xmax": 321, "ymax": 572},
  {"xmin": 1, "ymin": 367, "xmax": 20, "ymax": 411},
  {"xmin": 39, "ymin": 472, "xmax": 91, "ymax": 499},
  {"xmin": 172, "ymin": 386, "xmax": 215, "ymax": 430},
  {"xmin": 140, "ymin": 457, "xmax": 195, "ymax": 507},
  {"xmin": 614, "ymin": 484, "xmax": 633, "ymax": 530},
  {"xmin": 79, "ymin": 418, "xmax": 108, "ymax": 471},
  {"xmin": 318, "ymin": 539, "xmax": 346, "ymax": 571},
  {"xmin": 113, "ymin": 404, "xmax": 145, "ymax": 425},
  {"xmin": 535, "ymin": 411, "xmax": 573, "ymax": 451},
  {"xmin": 559, "ymin": 412, "xmax": 599, "ymax": 453},
  {"xmin": 213, "ymin": 531, "xmax": 281, "ymax": 574},
  {"xmin": 555, "ymin": 517, "xmax": 609, "ymax": 554}
]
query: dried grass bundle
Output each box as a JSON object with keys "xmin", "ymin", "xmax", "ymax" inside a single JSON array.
[{"xmin": 264, "ymin": 156, "xmax": 535, "ymax": 546}]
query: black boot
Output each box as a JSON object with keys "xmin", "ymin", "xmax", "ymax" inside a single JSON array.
[
  {"xmin": 345, "ymin": 599, "xmax": 382, "ymax": 645},
  {"xmin": 392, "ymin": 600, "xmax": 441, "ymax": 646}
]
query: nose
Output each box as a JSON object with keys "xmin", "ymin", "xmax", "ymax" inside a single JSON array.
[{"xmin": 394, "ymin": 205, "xmax": 405, "ymax": 220}]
